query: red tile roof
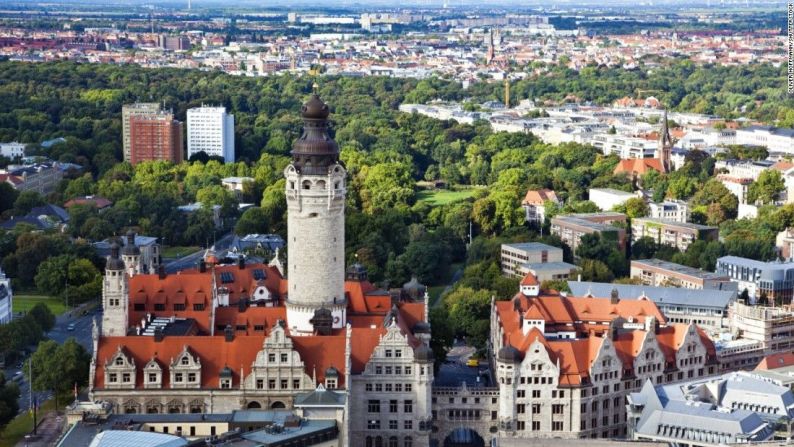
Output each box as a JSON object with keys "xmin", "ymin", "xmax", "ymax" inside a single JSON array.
[
  {"xmin": 754, "ymin": 352, "xmax": 794, "ymax": 371},
  {"xmin": 520, "ymin": 273, "xmax": 539, "ymax": 286},
  {"xmin": 522, "ymin": 189, "xmax": 559, "ymax": 206},
  {"xmin": 614, "ymin": 158, "xmax": 664, "ymax": 176}
]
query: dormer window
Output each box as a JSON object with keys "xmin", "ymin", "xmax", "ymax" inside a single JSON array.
[
  {"xmin": 181, "ymin": 357, "xmax": 189, "ymax": 365},
  {"xmin": 115, "ymin": 357, "xmax": 124, "ymax": 366},
  {"xmin": 326, "ymin": 379, "xmax": 337, "ymax": 389},
  {"xmin": 221, "ymin": 379, "xmax": 231, "ymax": 389},
  {"xmin": 148, "ymin": 373, "xmax": 157, "ymax": 383}
]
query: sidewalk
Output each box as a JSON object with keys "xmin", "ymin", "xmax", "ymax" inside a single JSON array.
[{"xmin": 14, "ymin": 412, "xmax": 63, "ymax": 447}]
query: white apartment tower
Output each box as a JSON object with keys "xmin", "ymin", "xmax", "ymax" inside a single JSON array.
[
  {"xmin": 186, "ymin": 106, "xmax": 235, "ymax": 162},
  {"xmin": 284, "ymin": 93, "xmax": 347, "ymax": 335},
  {"xmin": 101, "ymin": 244, "xmax": 129, "ymax": 337}
]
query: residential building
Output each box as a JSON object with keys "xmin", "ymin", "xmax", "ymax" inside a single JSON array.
[
  {"xmin": 569, "ymin": 280, "xmax": 735, "ymax": 330},
  {"xmin": 90, "ymin": 95, "xmax": 434, "ymax": 447},
  {"xmin": 500, "ymin": 242, "xmax": 563, "ymax": 277},
  {"xmin": 187, "ymin": 106, "xmax": 235, "ymax": 162},
  {"xmin": 129, "ymin": 112, "xmax": 184, "ymax": 165},
  {"xmin": 735, "ymin": 125, "xmax": 794, "ymax": 155},
  {"xmin": 718, "ymin": 174, "xmax": 753, "ymax": 204},
  {"xmin": 0, "ymin": 269, "xmax": 11, "ymax": 325},
  {"xmin": 588, "ymin": 188, "xmax": 639, "ymax": 212},
  {"xmin": 158, "ymin": 34, "xmax": 191, "ymax": 51},
  {"xmin": 627, "ymin": 372, "xmax": 794, "ymax": 445},
  {"xmin": 715, "ymin": 256, "xmax": 794, "ymax": 304},
  {"xmin": 550, "ymin": 212, "xmax": 627, "ymax": 254},
  {"xmin": 521, "ymin": 189, "xmax": 560, "ymax": 224},
  {"xmin": 776, "ymin": 227, "xmax": 794, "ymax": 259},
  {"xmin": 122, "ymin": 103, "xmax": 162, "ymax": 163},
  {"xmin": 714, "ymin": 159, "xmax": 774, "ymax": 181},
  {"xmin": 588, "ymin": 133, "xmax": 657, "ymax": 159},
  {"xmin": 221, "ymin": 177, "xmax": 252, "ymax": 196},
  {"xmin": 0, "ymin": 142, "xmax": 24, "ymax": 159},
  {"xmin": 0, "ymin": 161, "xmax": 64, "ymax": 195},
  {"xmin": 647, "ymin": 200, "xmax": 688, "ymax": 223},
  {"xmin": 629, "ymin": 259, "xmax": 734, "ymax": 291},
  {"xmin": 631, "ymin": 218, "xmax": 718, "ymax": 252},
  {"xmin": 491, "ymin": 276, "xmax": 718, "ymax": 440}
]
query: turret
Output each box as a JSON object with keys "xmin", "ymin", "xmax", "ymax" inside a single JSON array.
[
  {"xmin": 121, "ymin": 230, "xmax": 141, "ymax": 276},
  {"xmin": 101, "ymin": 243, "xmax": 129, "ymax": 337}
]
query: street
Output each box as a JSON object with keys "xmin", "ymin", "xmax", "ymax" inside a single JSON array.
[
  {"xmin": 434, "ymin": 338, "xmax": 491, "ymax": 388},
  {"xmin": 5, "ymin": 309, "xmax": 98, "ymax": 413}
]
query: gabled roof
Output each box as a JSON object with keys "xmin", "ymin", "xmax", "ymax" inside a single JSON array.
[
  {"xmin": 755, "ymin": 352, "xmax": 794, "ymax": 371},
  {"xmin": 520, "ymin": 272, "xmax": 539, "ymax": 286},
  {"xmin": 522, "ymin": 189, "xmax": 559, "ymax": 206},
  {"xmin": 613, "ymin": 158, "xmax": 664, "ymax": 176}
]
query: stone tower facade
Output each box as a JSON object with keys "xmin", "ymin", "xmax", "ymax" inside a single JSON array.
[
  {"xmin": 101, "ymin": 243, "xmax": 129, "ymax": 337},
  {"xmin": 121, "ymin": 230, "xmax": 141, "ymax": 277},
  {"xmin": 285, "ymin": 93, "xmax": 347, "ymax": 335}
]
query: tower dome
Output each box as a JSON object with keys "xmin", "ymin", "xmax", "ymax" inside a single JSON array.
[
  {"xmin": 106, "ymin": 243, "xmax": 125, "ymax": 271},
  {"xmin": 121, "ymin": 230, "xmax": 140, "ymax": 256},
  {"xmin": 413, "ymin": 343, "xmax": 434, "ymax": 363},
  {"xmin": 291, "ymin": 94, "xmax": 339, "ymax": 175},
  {"xmin": 402, "ymin": 276, "xmax": 427, "ymax": 301}
]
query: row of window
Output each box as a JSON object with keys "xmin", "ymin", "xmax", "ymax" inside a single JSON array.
[
  {"xmin": 365, "ymin": 383, "xmax": 413, "ymax": 393},
  {"xmin": 367, "ymin": 400, "xmax": 413, "ymax": 413},
  {"xmin": 134, "ymin": 303, "xmax": 205, "ymax": 311},
  {"xmin": 374, "ymin": 365, "xmax": 413, "ymax": 375},
  {"xmin": 366, "ymin": 420, "xmax": 415, "ymax": 430},
  {"xmin": 364, "ymin": 436, "xmax": 412, "ymax": 447}
]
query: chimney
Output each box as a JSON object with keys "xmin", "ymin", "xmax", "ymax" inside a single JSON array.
[
  {"xmin": 610, "ymin": 287, "xmax": 619, "ymax": 304},
  {"xmin": 158, "ymin": 265, "xmax": 166, "ymax": 279},
  {"xmin": 238, "ymin": 298, "xmax": 248, "ymax": 312},
  {"xmin": 199, "ymin": 260, "xmax": 206, "ymax": 273},
  {"xmin": 224, "ymin": 325, "xmax": 234, "ymax": 342},
  {"xmin": 154, "ymin": 326, "xmax": 164, "ymax": 342},
  {"xmin": 238, "ymin": 256, "xmax": 245, "ymax": 270}
]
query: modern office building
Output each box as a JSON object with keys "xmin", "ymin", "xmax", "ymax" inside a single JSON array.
[
  {"xmin": 631, "ymin": 218, "xmax": 718, "ymax": 252},
  {"xmin": 122, "ymin": 103, "xmax": 162, "ymax": 163},
  {"xmin": 627, "ymin": 372, "xmax": 794, "ymax": 446},
  {"xmin": 158, "ymin": 34, "xmax": 191, "ymax": 51},
  {"xmin": 630, "ymin": 259, "xmax": 734, "ymax": 291},
  {"xmin": 588, "ymin": 188, "xmax": 639, "ymax": 212},
  {"xmin": 500, "ymin": 242, "xmax": 564, "ymax": 277},
  {"xmin": 129, "ymin": 112, "xmax": 184, "ymax": 165},
  {"xmin": 550, "ymin": 212, "xmax": 627, "ymax": 254},
  {"xmin": 715, "ymin": 256, "xmax": 794, "ymax": 304},
  {"xmin": 187, "ymin": 106, "xmax": 235, "ymax": 162}
]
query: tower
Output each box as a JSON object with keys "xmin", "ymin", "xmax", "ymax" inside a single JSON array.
[
  {"xmin": 121, "ymin": 230, "xmax": 141, "ymax": 276},
  {"xmin": 101, "ymin": 244, "xmax": 129, "ymax": 337},
  {"xmin": 658, "ymin": 109, "xmax": 673, "ymax": 173},
  {"xmin": 284, "ymin": 92, "xmax": 347, "ymax": 335}
]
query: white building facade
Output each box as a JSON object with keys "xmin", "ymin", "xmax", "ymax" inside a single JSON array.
[{"xmin": 186, "ymin": 107, "xmax": 235, "ymax": 162}]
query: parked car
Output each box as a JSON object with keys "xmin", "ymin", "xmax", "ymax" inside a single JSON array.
[{"xmin": 67, "ymin": 323, "xmax": 76, "ymax": 331}]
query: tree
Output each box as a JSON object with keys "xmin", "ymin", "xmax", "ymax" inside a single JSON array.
[
  {"xmin": 578, "ymin": 259, "xmax": 614, "ymax": 282},
  {"xmin": 444, "ymin": 287, "xmax": 492, "ymax": 350},
  {"xmin": 234, "ymin": 207, "xmax": 271, "ymax": 236},
  {"xmin": 35, "ymin": 255, "xmax": 102, "ymax": 305},
  {"xmin": 747, "ymin": 170, "xmax": 785, "ymax": 205},
  {"xmin": 12, "ymin": 190, "xmax": 44, "ymax": 215},
  {"xmin": 26, "ymin": 338, "xmax": 90, "ymax": 411},
  {"xmin": 0, "ymin": 373, "xmax": 19, "ymax": 427},
  {"xmin": 428, "ymin": 306, "xmax": 454, "ymax": 366},
  {"xmin": 27, "ymin": 302, "xmax": 55, "ymax": 332}
]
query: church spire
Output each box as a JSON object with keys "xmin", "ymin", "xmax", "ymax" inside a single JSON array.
[{"xmin": 658, "ymin": 109, "xmax": 673, "ymax": 173}]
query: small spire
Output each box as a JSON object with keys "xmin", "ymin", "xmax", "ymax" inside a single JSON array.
[{"xmin": 312, "ymin": 82, "xmax": 319, "ymax": 94}]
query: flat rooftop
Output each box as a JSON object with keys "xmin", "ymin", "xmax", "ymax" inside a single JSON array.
[
  {"xmin": 631, "ymin": 258, "xmax": 730, "ymax": 281},
  {"xmin": 502, "ymin": 242, "xmax": 561, "ymax": 253}
]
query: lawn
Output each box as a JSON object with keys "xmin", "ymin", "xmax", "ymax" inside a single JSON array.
[
  {"xmin": 0, "ymin": 398, "xmax": 56, "ymax": 447},
  {"xmin": 161, "ymin": 246, "xmax": 200, "ymax": 259},
  {"xmin": 13, "ymin": 295, "xmax": 67, "ymax": 316},
  {"xmin": 416, "ymin": 188, "xmax": 477, "ymax": 206}
]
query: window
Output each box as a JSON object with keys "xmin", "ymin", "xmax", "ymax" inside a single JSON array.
[
  {"xmin": 552, "ymin": 404, "xmax": 564, "ymax": 414},
  {"xmin": 268, "ymin": 379, "xmax": 275, "ymax": 390},
  {"xmin": 154, "ymin": 304, "xmax": 165, "ymax": 311},
  {"xmin": 220, "ymin": 379, "xmax": 231, "ymax": 389},
  {"xmin": 532, "ymin": 404, "xmax": 540, "ymax": 414},
  {"xmin": 404, "ymin": 367, "xmax": 411, "ymax": 375},
  {"xmin": 395, "ymin": 384, "xmax": 402, "ymax": 392},
  {"xmin": 193, "ymin": 303, "xmax": 204, "ymax": 311},
  {"xmin": 375, "ymin": 366, "xmax": 383, "ymax": 375},
  {"xmin": 395, "ymin": 349, "xmax": 402, "ymax": 357},
  {"xmin": 403, "ymin": 400, "xmax": 413, "ymax": 413},
  {"xmin": 175, "ymin": 373, "xmax": 183, "ymax": 383},
  {"xmin": 385, "ymin": 366, "xmax": 392, "ymax": 375},
  {"xmin": 517, "ymin": 390, "xmax": 525, "ymax": 398},
  {"xmin": 405, "ymin": 384, "xmax": 412, "ymax": 392},
  {"xmin": 532, "ymin": 390, "xmax": 540, "ymax": 398},
  {"xmin": 385, "ymin": 349, "xmax": 392, "ymax": 358},
  {"xmin": 268, "ymin": 354, "xmax": 276, "ymax": 362},
  {"xmin": 404, "ymin": 420, "xmax": 412, "ymax": 430},
  {"xmin": 280, "ymin": 379, "xmax": 288, "ymax": 389},
  {"xmin": 517, "ymin": 404, "xmax": 526, "ymax": 414},
  {"xmin": 188, "ymin": 373, "xmax": 196, "ymax": 382},
  {"xmin": 115, "ymin": 357, "xmax": 124, "ymax": 366},
  {"xmin": 532, "ymin": 421, "xmax": 540, "ymax": 430},
  {"xmin": 181, "ymin": 357, "xmax": 189, "ymax": 366},
  {"xmin": 281, "ymin": 353, "xmax": 288, "ymax": 362},
  {"xmin": 174, "ymin": 304, "xmax": 185, "ymax": 311},
  {"xmin": 389, "ymin": 436, "xmax": 398, "ymax": 447},
  {"xmin": 404, "ymin": 438, "xmax": 412, "ymax": 447},
  {"xmin": 390, "ymin": 400, "xmax": 398, "ymax": 413},
  {"xmin": 368, "ymin": 400, "xmax": 381, "ymax": 413},
  {"xmin": 376, "ymin": 384, "xmax": 383, "ymax": 392},
  {"xmin": 385, "ymin": 384, "xmax": 392, "ymax": 392},
  {"xmin": 148, "ymin": 373, "xmax": 157, "ymax": 382},
  {"xmin": 294, "ymin": 379, "xmax": 301, "ymax": 389},
  {"xmin": 552, "ymin": 421, "xmax": 563, "ymax": 431},
  {"xmin": 389, "ymin": 420, "xmax": 398, "ymax": 430},
  {"xmin": 395, "ymin": 366, "xmax": 402, "ymax": 375},
  {"xmin": 366, "ymin": 384, "xmax": 373, "ymax": 392},
  {"xmin": 367, "ymin": 420, "xmax": 381, "ymax": 430},
  {"xmin": 517, "ymin": 421, "xmax": 526, "ymax": 430},
  {"xmin": 109, "ymin": 373, "xmax": 117, "ymax": 383},
  {"xmin": 256, "ymin": 379, "xmax": 264, "ymax": 389}
]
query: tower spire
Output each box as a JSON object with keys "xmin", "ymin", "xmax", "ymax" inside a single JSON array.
[{"xmin": 658, "ymin": 109, "xmax": 673, "ymax": 173}]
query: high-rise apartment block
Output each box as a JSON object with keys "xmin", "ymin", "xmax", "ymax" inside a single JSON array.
[
  {"xmin": 186, "ymin": 107, "xmax": 235, "ymax": 162},
  {"xmin": 129, "ymin": 113, "xmax": 183, "ymax": 165},
  {"xmin": 122, "ymin": 103, "xmax": 162, "ymax": 162}
]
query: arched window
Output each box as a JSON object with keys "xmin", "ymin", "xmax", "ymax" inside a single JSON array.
[
  {"xmin": 375, "ymin": 436, "xmax": 383, "ymax": 447},
  {"xmin": 247, "ymin": 401, "xmax": 262, "ymax": 409},
  {"xmin": 302, "ymin": 180, "xmax": 311, "ymax": 190},
  {"xmin": 389, "ymin": 436, "xmax": 398, "ymax": 447},
  {"xmin": 403, "ymin": 437, "xmax": 412, "ymax": 447},
  {"xmin": 270, "ymin": 401, "xmax": 286, "ymax": 409},
  {"xmin": 366, "ymin": 437, "xmax": 373, "ymax": 447},
  {"xmin": 316, "ymin": 180, "xmax": 326, "ymax": 190}
]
